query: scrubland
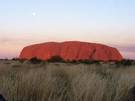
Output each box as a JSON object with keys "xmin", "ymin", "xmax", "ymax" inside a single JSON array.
[{"xmin": 0, "ymin": 59, "xmax": 135, "ymax": 101}]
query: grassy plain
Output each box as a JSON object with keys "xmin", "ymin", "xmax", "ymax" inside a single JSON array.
[{"xmin": 0, "ymin": 59, "xmax": 135, "ymax": 101}]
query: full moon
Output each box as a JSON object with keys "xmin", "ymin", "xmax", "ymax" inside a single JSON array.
[{"xmin": 32, "ymin": 12, "xmax": 36, "ymax": 16}]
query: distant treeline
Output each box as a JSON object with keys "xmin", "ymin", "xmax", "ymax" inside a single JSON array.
[{"xmin": 9, "ymin": 56, "xmax": 135, "ymax": 66}]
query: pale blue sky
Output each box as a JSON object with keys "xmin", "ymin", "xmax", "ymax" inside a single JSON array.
[{"xmin": 0, "ymin": 0, "xmax": 135, "ymax": 59}]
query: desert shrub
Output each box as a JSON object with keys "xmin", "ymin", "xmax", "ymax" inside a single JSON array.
[
  {"xmin": 78, "ymin": 59, "xmax": 91, "ymax": 64},
  {"xmin": 12, "ymin": 58, "xmax": 19, "ymax": 61},
  {"xmin": 67, "ymin": 60, "xmax": 78, "ymax": 64},
  {"xmin": 116, "ymin": 59, "xmax": 135, "ymax": 66},
  {"xmin": 78, "ymin": 59, "xmax": 100, "ymax": 65},
  {"xmin": 47, "ymin": 56, "xmax": 65, "ymax": 62},
  {"xmin": 29, "ymin": 57, "xmax": 42, "ymax": 64},
  {"xmin": 91, "ymin": 60, "xmax": 100, "ymax": 65},
  {"xmin": 18, "ymin": 59, "xmax": 27, "ymax": 63}
]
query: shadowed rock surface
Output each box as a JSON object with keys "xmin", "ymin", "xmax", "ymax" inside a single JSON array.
[{"xmin": 19, "ymin": 41, "xmax": 123, "ymax": 61}]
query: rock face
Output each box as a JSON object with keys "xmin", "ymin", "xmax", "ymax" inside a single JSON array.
[{"xmin": 19, "ymin": 41, "xmax": 123, "ymax": 61}]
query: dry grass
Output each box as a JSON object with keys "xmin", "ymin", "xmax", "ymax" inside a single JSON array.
[{"xmin": 0, "ymin": 60, "xmax": 135, "ymax": 101}]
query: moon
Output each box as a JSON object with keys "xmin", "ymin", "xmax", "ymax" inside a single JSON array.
[{"xmin": 32, "ymin": 12, "xmax": 36, "ymax": 17}]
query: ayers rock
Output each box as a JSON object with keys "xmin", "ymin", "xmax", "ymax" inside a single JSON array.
[{"xmin": 19, "ymin": 41, "xmax": 123, "ymax": 61}]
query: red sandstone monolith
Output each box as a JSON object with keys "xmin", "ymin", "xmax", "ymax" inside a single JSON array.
[{"xmin": 19, "ymin": 41, "xmax": 123, "ymax": 61}]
